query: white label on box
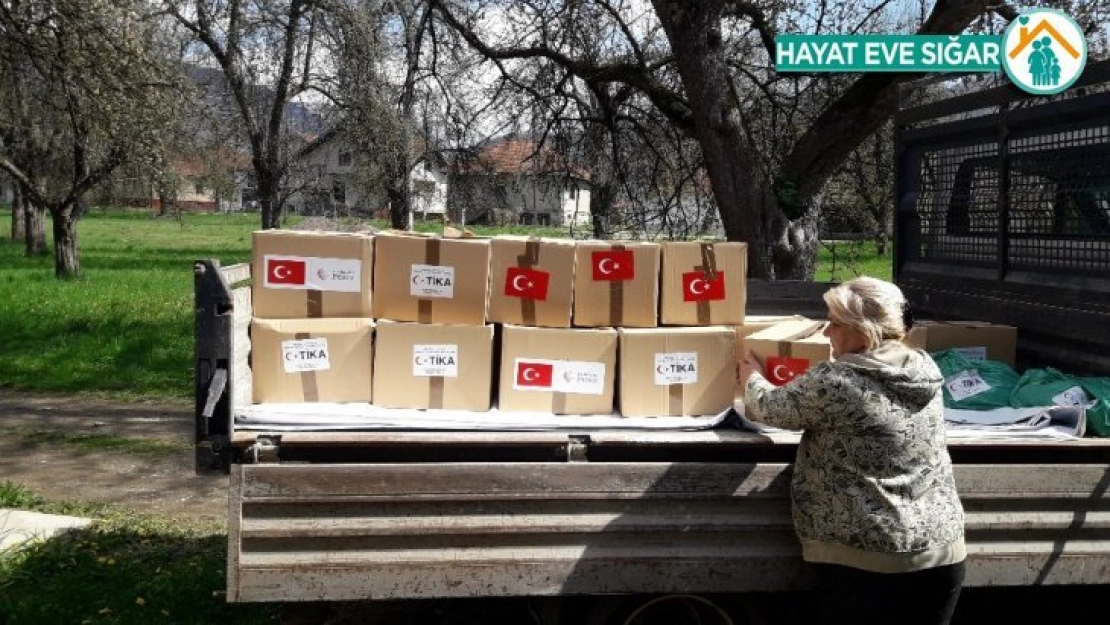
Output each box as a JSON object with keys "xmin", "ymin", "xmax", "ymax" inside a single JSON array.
[
  {"xmin": 512, "ymin": 358, "xmax": 606, "ymax": 395},
  {"xmin": 554, "ymin": 361, "xmax": 607, "ymax": 395},
  {"xmin": 952, "ymin": 346, "xmax": 987, "ymax": 361},
  {"xmin": 413, "ymin": 344, "xmax": 459, "ymax": 377},
  {"xmin": 945, "ymin": 369, "xmax": 991, "ymax": 401},
  {"xmin": 263, "ymin": 255, "xmax": 362, "ymax": 292},
  {"xmin": 654, "ymin": 352, "xmax": 698, "ymax": 385},
  {"xmin": 281, "ymin": 338, "xmax": 331, "ymax": 373},
  {"xmin": 410, "ymin": 264, "xmax": 455, "ymax": 298},
  {"xmin": 1052, "ymin": 385, "xmax": 1088, "ymax": 407}
]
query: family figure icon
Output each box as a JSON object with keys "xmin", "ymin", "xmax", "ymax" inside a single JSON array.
[{"xmin": 1028, "ymin": 38, "xmax": 1061, "ymax": 86}]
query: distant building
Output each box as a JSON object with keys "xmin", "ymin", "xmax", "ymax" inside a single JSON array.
[
  {"xmin": 448, "ymin": 137, "xmax": 591, "ymax": 227},
  {"xmin": 289, "ymin": 128, "xmax": 448, "ymax": 218}
]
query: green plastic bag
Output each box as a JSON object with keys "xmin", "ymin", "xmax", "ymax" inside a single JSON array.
[
  {"xmin": 1010, "ymin": 368, "xmax": 1090, "ymax": 409},
  {"xmin": 1077, "ymin": 377, "xmax": 1110, "ymax": 438},
  {"xmin": 932, "ymin": 349, "xmax": 1020, "ymax": 410}
]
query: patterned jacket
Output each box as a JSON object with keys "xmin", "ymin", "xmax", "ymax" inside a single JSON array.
[{"xmin": 744, "ymin": 340, "xmax": 966, "ymax": 573}]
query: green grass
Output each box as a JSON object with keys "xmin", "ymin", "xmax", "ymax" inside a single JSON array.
[
  {"xmin": 0, "ymin": 482, "xmax": 279, "ymax": 625},
  {"xmin": 0, "ymin": 208, "xmax": 258, "ymax": 399},
  {"xmin": 0, "ymin": 207, "xmax": 891, "ymax": 399},
  {"xmin": 814, "ymin": 239, "xmax": 892, "ymax": 283}
]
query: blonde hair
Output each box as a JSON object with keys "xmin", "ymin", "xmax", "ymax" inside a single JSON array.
[{"xmin": 823, "ymin": 277, "xmax": 908, "ymax": 351}]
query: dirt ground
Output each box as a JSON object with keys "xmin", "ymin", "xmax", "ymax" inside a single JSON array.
[{"xmin": 0, "ymin": 391, "xmax": 227, "ymax": 522}]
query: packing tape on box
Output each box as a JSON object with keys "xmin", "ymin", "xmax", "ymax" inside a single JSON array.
[
  {"xmin": 696, "ymin": 242, "xmax": 718, "ymax": 325},
  {"xmin": 552, "ymin": 390, "xmax": 567, "ymax": 414},
  {"xmin": 418, "ymin": 237, "xmax": 441, "ymax": 324},
  {"xmin": 777, "ymin": 321, "xmax": 828, "ymax": 357},
  {"xmin": 668, "ymin": 382, "xmax": 684, "ymax": 415},
  {"xmin": 608, "ymin": 244, "xmax": 626, "ymax": 326},
  {"xmin": 294, "ymin": 332, "xmax": 320, "ymax": 402},
  {"xmin": 307, "ymin": 290, "xmax": 323, "ymax": 318},
  {"xmin": 429, "ymin": 376, "xmax": 445, "ymax": 409},
  {"xmin": 516, "ymin": 237, "xmax": 541, "ymax": 326}
]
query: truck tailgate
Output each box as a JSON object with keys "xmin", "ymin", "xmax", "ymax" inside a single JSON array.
[{"xmin": 226, "ymin": 432, "xmax": 1110, "ymax": 603}]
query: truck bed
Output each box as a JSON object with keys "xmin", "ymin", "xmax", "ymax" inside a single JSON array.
[{"xmin": 196, "ymin": 261, "xmax": 1110, "ymax": 604}]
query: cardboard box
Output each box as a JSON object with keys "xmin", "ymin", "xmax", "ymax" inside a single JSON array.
[
  {"xmin": 619, "ymin": 327, "xmax": 737, "ymax": 417},
  {"xmin": 573, "ymin": 241, "xmax": 660, "ymax": 328},
  {"xmin": 250, "ymin": 317, "xmax": 374, "ymax": 403},
  {"xmin": 498, "ymin": 325, "xmax": 617, "ymax": 415},
  {"xmin": 744, "ymin": 319, "xmax": 831, "ymax": 391},
  {"xmin": 488, "ymin": 236, "xmax": 576, "ymax": 327},
  {"xmin": 905, "ymin": 320, "xmax": 1017, "ymax": 365},
  {"xmin": 372, "ymin": 320, "xmax": 495, "ymax": 411},
  {"xmin": 252, "ymin": 230, "xmax": 374, "ymax": 318},
  {"xmin": 735, "ymin": 315, "xmax": 808, "ymax": 357},
  {"xmin": 372, "ymin": 232, "xmax": 490, "ymax": 325},
  {"xmin": 659, "ymin": 241, "xmax": 747, "ymax": 326}
]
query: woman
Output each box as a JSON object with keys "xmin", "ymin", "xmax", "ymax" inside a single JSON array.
[{"xmin": 739, "ymin": 277, "xmax": 965, "ymax": 625}]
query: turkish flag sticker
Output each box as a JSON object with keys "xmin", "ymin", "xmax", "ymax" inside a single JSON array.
[
  {"xmin": 592, "ymin": 250, "xmax": 635, "ymax": 281},
  {"xmin": 682, "ymin": 271, "xmax": 726, "ymax": 302},
  {"xmin": 515, "ymin": 361, "xmax": 554, "ymax": 388},
  {"xmin": 504, "ymin": 267, "xmax": 551, "ymax": 301},
  {"xmin": 266, "ymin": 257, "xmax": 307, "ymax": 286},
  {"xmin": 765, "ymin": 356, "xmax": 810, "ymax": 386}
]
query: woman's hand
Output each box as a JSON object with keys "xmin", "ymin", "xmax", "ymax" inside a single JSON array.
[{"xmin": 737, "ymin": 351, "xmax": 764, "ymax": 387}]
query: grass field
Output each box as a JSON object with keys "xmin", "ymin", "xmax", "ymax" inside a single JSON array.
[
  {"xmin": 0, "ymin": 482, "xmax": 278, "ymax": 625},
  {"xmin": 0, "ymin": 207, "xmax": 891, "ymax": 399}
]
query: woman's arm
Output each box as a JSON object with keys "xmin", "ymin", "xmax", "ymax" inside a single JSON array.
[{"xmin": 743, "ymin": 361, "xmax": 835, "ymax": 431}]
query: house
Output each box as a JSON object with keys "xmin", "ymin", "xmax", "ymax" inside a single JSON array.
[
  {"xmin": 99, "ymin": 153, "xmax": 249, "ymax": 213},
  {"xmin": 159, "ymin": 156, "xmax": 249, "ymax": 213},
  {"xmin": 448, "ymin": 137, "xmax": 591, "ymax": 227},
  {"xmin": 289, "ymin": 128, "xmax": 449, "ymax": 219}
]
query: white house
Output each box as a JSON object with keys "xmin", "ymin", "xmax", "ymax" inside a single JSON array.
[
  {"xmin": 448, "ymin": 137, "xmax": 591, "ymax": 228},
  {"xmin": 290, "ymin": 129, "xmax": 449, "ymax": 219}
]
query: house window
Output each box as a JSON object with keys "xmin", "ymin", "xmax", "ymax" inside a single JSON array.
[
  {"xmin": 338, "ymin": 150, "xmax": 352, "ymax": 167},
  {"xmin": 195, "ymin": 182, "xmax": 204, "ymax": 194},
  {"xmin": 333, "ymin": 180, "xmax": 346, "ymax": 204},
  {"xmin": 566, "ymin": 184, "xmax": 577, "ymax": 201}
]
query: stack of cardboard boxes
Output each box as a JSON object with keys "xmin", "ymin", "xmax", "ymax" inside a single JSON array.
[
  {"xmin": 249, "ymin": 231, "xmax": 760, "ymax": 417},
  {"xmin": 250, "ymin": 230, "xmax": 376, "ymax": 403},
  {"xmin": 248, "ymin": 229, "xmax": 1016, "ymax": 417}
]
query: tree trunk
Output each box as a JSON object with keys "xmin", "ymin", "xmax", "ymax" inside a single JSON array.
[
  {"xmin": 651, "ymin": 0, "xmax": 815, "ymax": 279},
  {"xmin": 257, "ymin": 168, "xmax": 281, "ymax": 230},
  {"xmin": 387, "ymin": 186, "xmax": 408, "ymax": 229},
  {"xmin": 11, "ymin": 184, "xmax": 25, "ymax": 241},
  {"xmin": 590, "ymin": 183, "xmax": 613, "ymax": 239},
  {"xmin": 25, "ymin": 196, "xmax": 47, "ymax": 256},
  {"xmin": 51, "ymin": 208, "xmax": 80, "ymax": 277}
]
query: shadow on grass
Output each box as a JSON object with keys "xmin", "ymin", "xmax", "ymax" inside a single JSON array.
[{"xmin": 0, "ymin": 515, "xmax": 279, "ymax": 625}]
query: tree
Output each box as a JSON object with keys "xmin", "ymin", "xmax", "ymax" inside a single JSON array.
[
  {"xmin": 0, "ymin": 0, "xmax": 183, "ymax": 276},
  {"xmin": 167, "ymin": 0, "xmax": 329, "ymax": 230},
  {"xmin": 428, "ymin": 0, "xmax": 1016, "ymax": 278}
]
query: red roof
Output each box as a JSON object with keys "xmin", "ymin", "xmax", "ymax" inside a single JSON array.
[{"xmin": 457, "ymin": 138, "xmax": 589, "ymax": 180}]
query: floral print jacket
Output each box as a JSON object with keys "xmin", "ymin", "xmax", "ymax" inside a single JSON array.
[{"xmin": 744, "ymin": 340, "xmax": 966, "ymax": 573}]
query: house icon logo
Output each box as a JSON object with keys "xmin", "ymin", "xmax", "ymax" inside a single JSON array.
[{"xmin": 1001, "ymin": 9, "xmax": 1087, "ymax": 95}]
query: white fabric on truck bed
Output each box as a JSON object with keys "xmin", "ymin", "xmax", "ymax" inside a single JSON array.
[{"xmin": 234, "ymin": 403, "xmax": 731, "ymax": 431}]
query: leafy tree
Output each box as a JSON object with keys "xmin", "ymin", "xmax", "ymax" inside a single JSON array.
[
  {"xmin": 167, "ymin": 0, "xmax": 330, "ymax": 230},
  {"xmin": 428, "ymin": 0, "xmax": 1026, "ymax": 278},
  {"xmin": 0, "ymin": 0, "xmax": 184, "ymax": 276}
]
